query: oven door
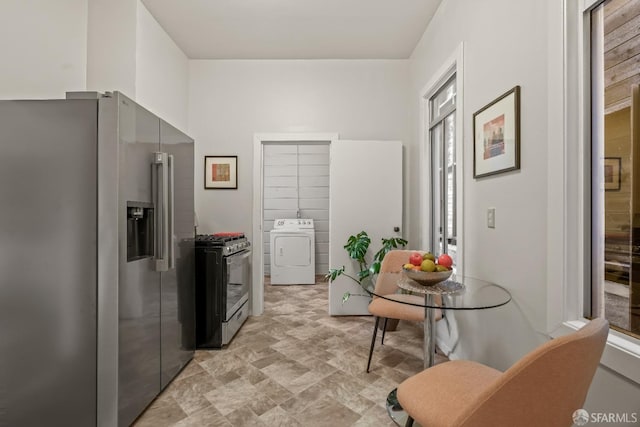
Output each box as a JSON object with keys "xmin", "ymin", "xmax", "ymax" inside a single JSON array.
[{"xmin": 225, "ymin": 249, "xmax": 251, "ymax": 321}]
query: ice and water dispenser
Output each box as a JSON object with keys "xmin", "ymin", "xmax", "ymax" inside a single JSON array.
[{"xmin": 127, "ymin": 201, "xmax": 154, "ymax": 261}]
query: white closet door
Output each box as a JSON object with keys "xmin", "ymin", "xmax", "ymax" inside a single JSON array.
[{"xmin": 329, "ymin": 140, "xmax": 403, "ymax": 315}]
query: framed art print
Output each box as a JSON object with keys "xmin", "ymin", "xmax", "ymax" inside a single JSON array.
[
  {"xmin": 604, "ymin": 157, "xmax": 621, "ymax": 191},
  {"xmin": 204, "ymin": 156, "xmax": 237, "ymax": 189},
  {"xmin": 473, "ymin": 86, "xmax": 521, "ymax": 178}
]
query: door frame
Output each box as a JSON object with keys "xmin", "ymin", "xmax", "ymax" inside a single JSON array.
[{"xmin": 252, "ymin": 132, "xmax": 338, "ymax": 315}]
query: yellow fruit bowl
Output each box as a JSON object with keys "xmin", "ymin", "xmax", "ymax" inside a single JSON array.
[{"xmin": 402, "ymin": 267, "xmax": 453, "ymax": 286}]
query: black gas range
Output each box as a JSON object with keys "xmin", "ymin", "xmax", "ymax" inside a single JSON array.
[
  {"xmin": 195, "ymin": 233, "xmax": 251, "ymax": 348},
  {"xmin": 195, "ymin": 232, "xmax": 251, "ymax": 255}
]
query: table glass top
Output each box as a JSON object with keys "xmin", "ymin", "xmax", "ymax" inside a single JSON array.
[{"xmin": 365, "ymin": 274, "xmax": 512, "ymax": 310}]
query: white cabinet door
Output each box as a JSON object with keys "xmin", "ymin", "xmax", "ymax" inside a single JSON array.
[{"xmin": 329, "ymin": 140, "xmax": 403, "ymax": 315}]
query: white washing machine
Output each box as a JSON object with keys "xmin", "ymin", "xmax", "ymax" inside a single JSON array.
[{"xmin": 270, "ymin": 218, "xmax": 315, "ymax": 285}]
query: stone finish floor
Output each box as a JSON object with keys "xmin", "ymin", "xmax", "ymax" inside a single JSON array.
[{"xmin": 134, "ymin": 277, "xmax": 446, "ymax": 426}]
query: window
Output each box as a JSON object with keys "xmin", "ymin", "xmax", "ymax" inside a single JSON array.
[
  {"xmin": 429, "ymin": 75, "xmax": 457, "ymax": 265},
  {"xmin": 590, "ymin": 0, "xmax": 639, "ymax": 338}
]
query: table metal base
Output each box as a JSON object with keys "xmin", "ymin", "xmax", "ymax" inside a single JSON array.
[
  {"xmin": 386, "ymin": 388, "xmax": 421, "ymax": 427},
  {"xmin": 423, "ymin": 293, "xmax": 436, "ymax": 369},
  {"xmin": 388, "ymin": 295, "xmax": 436, "ymax": 426}
]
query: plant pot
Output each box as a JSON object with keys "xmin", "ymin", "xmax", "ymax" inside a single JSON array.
[{"xmin": 378, "ymin": 318, "xmax": 399, "ymax": 331}]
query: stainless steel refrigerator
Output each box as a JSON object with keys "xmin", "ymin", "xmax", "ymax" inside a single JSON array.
[{"xmin": 0, "ymin": 92, "xmax": 195, "ymax": 427}]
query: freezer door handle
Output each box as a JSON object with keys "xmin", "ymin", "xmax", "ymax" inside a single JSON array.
[
  {"xmin": 168, "ymin": 154, "xmax": 175, "ymax": 270},
  {"xmin": 153, "ymin": 152, "xmax": 169, "ymax": 272}
]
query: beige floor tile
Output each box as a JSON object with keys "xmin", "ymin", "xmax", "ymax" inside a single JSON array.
[
  {"xmin": 359, "ymin": 376, "xmax": 402, "ymax": 409},
  {"xmin": 295, "ymin": 394, "xmax": 361, "ymax": 426},
  {"xmin": 167, "ymin": 371, "xmax": 222, "ymax": 415},
  {"xmin": 134, "ymin": 395, "xmax": 187, "ymax": 427},
  {"xmin": 254, "ymin": 378, "xmax": 295, "ymax": 405},
  {"xmin": 260, "ymin": 359, "xmax": 311, "ymax": 392},
  {"xmin": 225, "ymin": 407, "xmax": 266, "ymax": 427},
  {"xmin": 136, "ymin": 278, "xmax": 443, "ymax": 426},
  {"xmin": 351, "ymin": 404, "xmax": 398, "ymax": 427},
  {"xmin": 258, "ymin": 406, "xmax": 302, "ymax": 427},
  {"xmin": 172, "ymin": 406, "xmax": 232, "ymax": 427},
  {"xmin": 204, "ymin": 377, "xmax": 260, "ymax": 415}
]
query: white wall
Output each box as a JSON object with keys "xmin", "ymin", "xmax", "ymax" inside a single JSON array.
[
  {"xmin": 189, "ymin": 60, "xmax": 409, "ymax": 237},
  {"xmin": 408, "ymin": 0, "xmax": 639, "ymax": 413},
  {"xmin": 585, "ymin": 367, "xmax": 640, "ymax": 420},
  {"xmin": 0, "ymin": 0, "xmax": 87, "ymax": 99},
  {"xmin": 86, "ymin": 0, "xmax": 190, "ymax": 132},
  {"xmin": 136, "ymin": 1, "xmax": 189, "ymax": 132},
  {"xmin": 409, "ymin": 0, "xmax": 550, "ymax": 369},
  {"xmin": 86, "ymin": 0, "xmax": 137, "ymax": 98},
  {"xmin": 0, "ymin": 0, "xmax": 189, "ymax": 133}
]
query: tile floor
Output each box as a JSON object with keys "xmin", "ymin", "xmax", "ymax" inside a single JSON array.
[{"xmin": 134, "ymin": 277, "xmax": 446, "ymax": 426}]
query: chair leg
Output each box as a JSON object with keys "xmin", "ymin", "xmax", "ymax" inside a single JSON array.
[
  {"xmin": 381, "ymin": 318, "xmax": 389, "ymax": 345},
  {"xmin": 405, "ymin": 416, "xmax": 414, "ymax": 427},
  {"xmin": 367, "ymin": 317, "xmax": 380, "ymax": 373}
]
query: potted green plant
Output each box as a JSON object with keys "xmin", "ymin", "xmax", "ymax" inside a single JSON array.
[{"xmin": 325, "ymin": 231, "xmax": 408, "ymax": 303}]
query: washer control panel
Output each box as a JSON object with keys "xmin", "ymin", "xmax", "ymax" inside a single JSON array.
[{"xmin": 273, "ymin": 218, "xmax": 315, "ymax": 230}]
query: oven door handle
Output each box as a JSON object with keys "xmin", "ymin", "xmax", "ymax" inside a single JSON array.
[{"xmin": 226, "ymin": 249, "xmax": 251, "ymax": 264}]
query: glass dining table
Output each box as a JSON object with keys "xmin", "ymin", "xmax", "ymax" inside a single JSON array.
[{"xmin": 363, "ymin": 274, "xmax": 512, "ymax": 426}]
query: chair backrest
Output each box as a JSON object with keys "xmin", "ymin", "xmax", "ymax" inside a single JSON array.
[
  {"xmin": 457, "ymin": 318, "xmax": 609, "ymax": 427},
  {"xmin": 374, "ymin": 250, "xmax": 416, "ymax": 296}
]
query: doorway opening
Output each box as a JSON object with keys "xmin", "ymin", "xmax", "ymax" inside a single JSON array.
[
  {"xmin": 252, "ymin": 133, "xmax": 338, "ymax": 315},
  {"xmin": 263, "ymin": 142, "xmax": 330, "ymax": 284}
]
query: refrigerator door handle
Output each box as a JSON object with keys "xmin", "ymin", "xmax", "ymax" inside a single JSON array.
[
  {"xmin": 153, "ymin": 152, "xmax": 169, "ymax": 272},
  {"xmin": 168, "ymin": 154, "xmax": 175, "ymax": 270}
]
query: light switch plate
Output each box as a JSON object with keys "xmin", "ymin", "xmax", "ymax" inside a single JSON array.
[{"xmin": 487, "ymin": 208, "xmax": 495, "ymax": 228}]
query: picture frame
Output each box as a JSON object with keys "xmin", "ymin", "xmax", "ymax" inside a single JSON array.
[
  {"xmin": 473, "ymin": 86, "xmax": 521, "ymax": 178},
  {"xmin": 204, "ymin": 156, "xmax": 238, "ymax": 189},
  {"xmin": 604, "ymin": 157, "xmax": 621, "ymax": 191}
]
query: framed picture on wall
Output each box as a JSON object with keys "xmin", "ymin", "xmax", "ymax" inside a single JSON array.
[
  {"xmin": 204, "ymin": 156, "xmax": 238, "ymax": 189},
  {"xmin": 473, "ymin": 86, "xmax": 521, "ymax": 178},
  {"xmin": 604, "ymin": 157, "xmax": 621, "ymax": 191}
]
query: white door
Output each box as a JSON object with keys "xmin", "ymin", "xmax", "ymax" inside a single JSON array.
[{"xmin": 329, "ymin": 140, "xmax": 403, "ymax": 315}]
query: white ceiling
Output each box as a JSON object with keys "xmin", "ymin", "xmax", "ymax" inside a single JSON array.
[{"xmin": 141, "ymin": 0, "xmax": 442, "ymax": 59}]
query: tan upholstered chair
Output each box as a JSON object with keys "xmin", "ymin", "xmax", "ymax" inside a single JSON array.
[
  {"xmin": 367, "ymin": 250, "xmax": 442, "ymax": 373},
  {"xmin": 397, "ymin": 318, "xmax": 609, "ymax": 427}
]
